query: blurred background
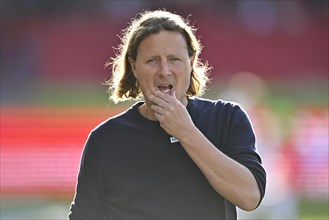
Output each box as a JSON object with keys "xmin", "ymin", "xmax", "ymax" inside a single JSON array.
[{"xmin": 1, "ymin": 0, "xmax": 328, "ymax": 219}]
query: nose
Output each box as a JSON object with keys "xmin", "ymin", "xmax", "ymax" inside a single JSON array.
[{"xmin": 159, "ymin": 60, "xmax": 171, "ymax": 77}]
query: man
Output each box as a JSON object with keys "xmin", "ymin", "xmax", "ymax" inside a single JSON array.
[{"xmin": 69, "ymin": 10, "xmax": 266, "ymax": 219}]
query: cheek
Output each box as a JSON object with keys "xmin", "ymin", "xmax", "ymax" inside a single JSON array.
[
  {"xmin": 185, "ymin": 75, "xmax": 192, "ymax": 91},
  {"xmin": 184, "ymin": 68, "xmax": 192, "ymax": 86},
  {"xmin": 136, "ymin": 73, "xmax": 156, "ymax": 94},
  {"xmin": 176, "ymin": 72, "xmax": 191, "ymax": 94}
]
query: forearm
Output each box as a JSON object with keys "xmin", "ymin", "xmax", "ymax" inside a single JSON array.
[{"xmin": 178, "ymin": 126, "xmax": 261, "ymax": 211}]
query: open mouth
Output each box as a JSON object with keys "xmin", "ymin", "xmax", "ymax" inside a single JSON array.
[{"xmin": 158, "ymin": 85, "xmax": 173, "ymax": 95}]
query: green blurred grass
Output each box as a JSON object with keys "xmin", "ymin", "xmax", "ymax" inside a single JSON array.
[
  {"xmin": 299, "ymin": 199, "xmax": 329, "ymax": 220},
  {"xmin": 26, "ymin": 82, "xmax": 329, "ymax": 108},
  {"xmin": 5, "ymin": 80, "xmax": 326, "ymax": 107}
]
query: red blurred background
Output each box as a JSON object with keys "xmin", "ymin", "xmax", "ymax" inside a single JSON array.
[{"xmin": 1, "ymin": 1, "xmax": 328, "ymax": 218}]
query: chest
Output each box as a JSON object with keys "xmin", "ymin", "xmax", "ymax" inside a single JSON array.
[{"xmin": 100, "ymin": 128, "xmax": 206, "ymax": 194}]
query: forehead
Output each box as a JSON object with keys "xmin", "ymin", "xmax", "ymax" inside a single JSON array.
[{"xmin": 137, "ymin": 30, "xmax": 188, "ymax": 57}]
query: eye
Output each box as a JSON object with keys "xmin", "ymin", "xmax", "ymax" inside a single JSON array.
[
  {"xmin": 169, "ymin": 57, "xmax": 182, "ymax": 64},
  {"xmin": 170, "ymin": 57, "xmax": 181, "ymax": 61},
  {"xmin": 147, "ymin": 58, "xmax": 158, "ymax": 64}
]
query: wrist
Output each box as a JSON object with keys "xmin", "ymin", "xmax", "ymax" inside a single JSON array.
[{"xmin": 178, "ymin": 125, "xmax": 201, "ymax": 145}]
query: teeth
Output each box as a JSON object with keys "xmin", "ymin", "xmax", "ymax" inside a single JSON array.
[
  {"xmin": 161, "ymin": 88, "xmax": 171, "ymax": 94},
  {"xmin": 158, "ymin": 85, "xmax": 172, "ymax": 94}
]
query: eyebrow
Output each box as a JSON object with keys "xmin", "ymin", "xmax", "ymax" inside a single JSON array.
[{"xmin": 144, "ymin": 54, "xmax": 182, "ymax": 59}]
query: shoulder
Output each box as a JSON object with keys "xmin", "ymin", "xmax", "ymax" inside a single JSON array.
[
  {"xmin": 189, "ymin": 97, "xmax": 245, "ymax": 116},
  {"xmin": 90, "ymin": 103, "xmax": 141, "ymax": 138},
  {"xmin": 189, "ymin": 97, "xmax": 253, "ymax": 132}
]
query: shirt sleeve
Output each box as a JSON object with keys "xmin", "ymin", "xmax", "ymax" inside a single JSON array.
[
  {"xmin": 223, "ymin": 105, "xmax": 267, "ymax": 207},
  {"xmin": 68, "ymin": 132, "xmax": 107, "ymax": 219}
]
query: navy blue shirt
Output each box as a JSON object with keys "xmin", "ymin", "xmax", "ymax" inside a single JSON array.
[{"xmin": 69, "ymin": 98, "xmax": 266, "ymax": 219}]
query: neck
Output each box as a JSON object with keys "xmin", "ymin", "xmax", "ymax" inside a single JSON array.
[{"xmin": 138, "ymin": 103, "xmax": 158, "ymax": 121}]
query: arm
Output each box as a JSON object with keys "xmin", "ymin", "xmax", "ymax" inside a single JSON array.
[
  {"xmin": 69, "ymin": 134, "xmax": 107, "ymax": 219},
  {"xmin": 178, "ymin": 125, "xmax": 261, "ymax": 211},
  {"xmin": 149, "ymin": 91, "xmax": 263, "ymax": 211}
]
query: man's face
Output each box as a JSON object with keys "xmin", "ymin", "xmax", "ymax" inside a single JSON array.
[{"xmin": 129, "ymin": 30, "xmax": 194, "ymax": 106}]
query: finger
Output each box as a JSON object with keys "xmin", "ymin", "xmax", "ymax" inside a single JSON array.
[
  {"xmin": 154, "ymin": 112, "xmax": 164, "ymax": 122},
  {"xmin": 153, "ymin": 90, "xmax": 175, "ymax": 103},
  {"xmin": 171, "ymin": 90, "xmax": 176, "ymax": 98},
  {"xmin": 149, "ymin": 94, "xmax": 169, "ymax": 107},
  {"xmin": 151, "ymin": 104, "xmax": 164, "ymax": 115}
]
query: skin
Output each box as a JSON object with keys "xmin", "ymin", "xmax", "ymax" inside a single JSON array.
[
  {"xmin": 129, "ymin": 30, "xmax": 261, "ymax": 211},
  {"xmin": 129, "ymin": 30, "xmax": 193, "ymax": 119}
]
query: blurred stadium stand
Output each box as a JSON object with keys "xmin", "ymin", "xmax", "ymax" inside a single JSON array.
[{"xmin": 1, "ymin": 1, "xmax": 328, "ymax": 84}]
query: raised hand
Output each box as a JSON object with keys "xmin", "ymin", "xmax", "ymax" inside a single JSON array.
[{"xmin": 149, "ymin": 90, "xmax": 195, "ymax": 140}]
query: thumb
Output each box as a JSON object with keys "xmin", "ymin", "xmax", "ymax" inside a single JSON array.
[{"xmin": 170, "ymin": 89, "xmax": 176, "ymax": 97}]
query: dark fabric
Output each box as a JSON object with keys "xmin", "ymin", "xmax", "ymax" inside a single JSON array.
[{"xmin": 69, "ymin": 98, "xmax": 266, "ymax": 219}]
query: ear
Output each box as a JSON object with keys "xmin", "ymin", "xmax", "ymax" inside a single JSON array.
[
  {"xmin": 189, "ymin": 53, "xmax": 196, "ymax": 67},
  {"xmin": 128, "ymin": 57, "xmax": 137, "ymax": 78}
]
